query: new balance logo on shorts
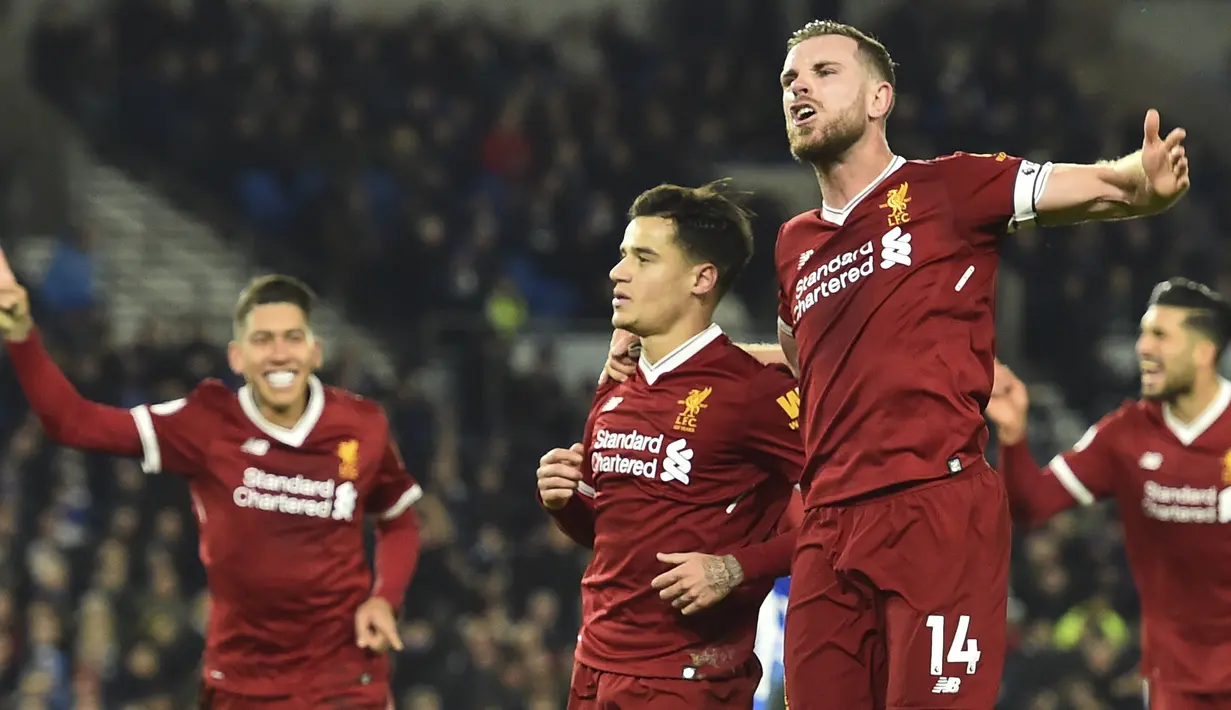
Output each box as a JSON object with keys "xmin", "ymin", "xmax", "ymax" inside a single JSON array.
[
  {"xmin": 932, "ymin": 677, "xmax": 961, "ymax": 694},
  {"xmin": 879, "ymin": 226, "xmax": 912, "ymax": 268}
]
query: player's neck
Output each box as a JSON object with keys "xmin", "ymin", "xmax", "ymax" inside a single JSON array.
[
  {"xmin": 640, "ymin": 315, "xmax": 714, "ymax": 368},
  {"xmin": 813, "ymin": 134, "xmax": 896, "ymax": 211},
  {"xmin": 1167, "ymin": 372, "xmax": 1225, "ymax": 424},
  {"xmin": 257, "ymin": 393, "xmax": 309, "ymax": 429}
]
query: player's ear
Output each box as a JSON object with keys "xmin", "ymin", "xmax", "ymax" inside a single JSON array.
[
  {"xmin": 691, "ymin": 263, "xmax": 719, "ymax": 298},
  {"xmin": 867, "ymin": 81, "xmax": 893, "ymax": 122},
  {"xmin": 226, "ymin": 340, "xmax": 244, "ymax": 376},
  {"xmin": 310, "ymin": 335, "xmax": 324, "ymax": 371}
]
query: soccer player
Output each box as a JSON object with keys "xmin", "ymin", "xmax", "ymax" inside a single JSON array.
[
  {"xmin": 0, "ymin": 257, "xmax": 421, "ymax": 709},
  {"xmin": 536, "ymin": 182, "xmax": 805, "ymax": 709},
  {"xmin": 606, "ymin": 20, "xmax": 1191, "ymax": 710},
  {"xmin": 989, "ymin": 278, "xmax": 1231, "ymax": 710}
]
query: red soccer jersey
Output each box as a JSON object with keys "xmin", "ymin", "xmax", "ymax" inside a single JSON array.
[
  {"xmin": 1008, "ymin": 382, "xmax": 1231, "ymax": 692},
  {"xmin": 571, "ymin": 325, "xmax": 803, "ymax": 680},
  {"xmin": 130, "ymin": 377, "xmax": 422, "ymax": 696},
  {"xmin": 775, "ymin": 152, "xmax": 1054, "ymax": 507}
]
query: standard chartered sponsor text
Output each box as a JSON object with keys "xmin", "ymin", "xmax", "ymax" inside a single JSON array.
[
  {"xmin": 792, "ymin": 240, "xmax": 875, "ymax": 321},
  {"xmin": 233, "ymin": 467, "xmax": 335, "ymax": 517}
]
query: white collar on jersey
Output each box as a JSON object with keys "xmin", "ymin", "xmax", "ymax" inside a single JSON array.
[
  {"xmin": 821, "ymin": 155, "xmax": 907, "ymax": 226},
  {"xmin": 637, "ymin": 323, "xmax": 724, "ymax": 386},
  {"xmin": 238, "ymin": 375, "xmax": 326, "ymax": 447},
  {"xmin": 1162, "ymin": 377, "xmax": 1231, "ymax": 446}
]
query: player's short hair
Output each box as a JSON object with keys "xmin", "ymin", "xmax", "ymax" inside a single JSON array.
[
  {"xmin": 1148, "ymin": 277, "xmax": 1231, "ymax": 357},
  {"xmin": 787, "ymin": 20, "xmax": 897, "ymax": 93},
  {"xmin": 233, "ymin": 274, "xmax": 316, "ymax": 333},
  {"xmin": 627, "ymin": 180, "xmax": 755, "ymax": 299}
]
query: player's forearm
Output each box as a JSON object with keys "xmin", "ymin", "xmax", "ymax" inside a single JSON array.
[
  {"xmin": 996, "ymin": 439, "xmax": 1072, "ymax": 527},
  {"xmin": 1043, "ymin": 154, "xmax": 1175, "ymax": 223},
  {"xmin": 4, "ymin": 329, "xmax": 142, "ymax": 454},
  {"xmin": 371, "ymin": 507, "xmax": 421, "ymax": 612},
  {"xmin": 541, "ymin": 494, "xmax": 595, "ymax": 548},
  {"xmin": 731, "ymin": 526, "xmax": 797, "ymax": 583}
]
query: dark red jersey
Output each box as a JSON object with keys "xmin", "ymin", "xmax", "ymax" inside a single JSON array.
[
  {"xmin": 1000, "ymin": 382, "xmax": 1231, "ymax": 693},
  {"xmin": 5, "ymin": 332, "xmax": 421, "ymax": 698},
  {"xmin": 775, "ymin": 152, "xmax": 1054, "ymax": 507},
  {"xmin": 563, "ymin": 325, "xmax": 803, "ymax": 680}
]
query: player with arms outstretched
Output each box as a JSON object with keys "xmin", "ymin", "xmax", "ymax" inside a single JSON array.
[
  {"xmin": 604, "ymin": 20, "xmax": 1192, "ymax": 710},
  {"xmin": 537, "ymin": 182, "xmax": 805, "ymax": 709},
  {"xmin": 0, "ymin": 260, "xmax": 421, "ymax": 709},
  {"xmin": 990, "ymin": 279, "xmax": 1231, "ymax": 710}
]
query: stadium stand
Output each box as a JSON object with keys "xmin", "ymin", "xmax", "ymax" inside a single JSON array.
[{"xmin": 0, "ymin": 0, "xmax": 1225, "ymax": 707}]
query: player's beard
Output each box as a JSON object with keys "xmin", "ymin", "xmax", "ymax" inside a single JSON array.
[
  {"xmin": 788, "ymin": 102, "xmax": 866, "ymax": 167},
  {"xmin": 1142, "ymin": 367, "xmax": 1195, "ymax": 404}
]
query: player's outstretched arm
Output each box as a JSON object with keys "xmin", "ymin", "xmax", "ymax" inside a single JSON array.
[
  {"xmin": 0, "ymin": 269, "xmax": 142, "ymax": 456},
  {"xmin": 1037, "ymin": 109, "xmax": 1189, "ymax": 225},
  {"xmin": 989, "ymin": 362, "xmax": 1112, "ymax": 526}
]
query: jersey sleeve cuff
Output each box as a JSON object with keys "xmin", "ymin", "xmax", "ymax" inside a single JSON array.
[
  {"xmin": 129, "ymin": 405, "xmax": 163, "ymax": 474},
  {"xmin": 377, "ymin": 483, "xmax": 423, "ymax": 521},
  {"xmin": 777, "ymin": 316, "xmax": 794, "ymax": 337}
]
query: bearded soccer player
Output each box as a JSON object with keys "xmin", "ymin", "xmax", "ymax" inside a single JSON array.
[
  {"xmin": 989, "ymin": 279, "xmax": 1231, "ymax": 710},
  {"xmin": 537, "ymin": 182, "xmax": 805, "ymax": 709},
  {"xmin": 606, "ymin": 20, "xmax": 1191, "ymax": 710},
  {"xmin": 0, "ymin": 257, "xmax": 420, "ymax": 709}
]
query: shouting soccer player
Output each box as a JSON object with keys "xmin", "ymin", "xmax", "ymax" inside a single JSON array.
[
  {"xmin": 0, "ymin": 258, "xmax": 420, "ymax": 709},
  {"xmin": 607, "ymin": 20, "xmax": 1191, "ymax": 710},
  {"xmin": 537, "ymin": 182, "xmax": 804, "ymax": 709},
  {"xmin": 990, "ymin": 279, "xmax": 1231, "ymax": 710}
]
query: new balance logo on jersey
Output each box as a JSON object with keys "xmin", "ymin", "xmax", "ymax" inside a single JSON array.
[
  {"xmin": 1139, "ymin": 452, "xmax": 1162, "ymax": 470},
  {"xmin": 233, "ymin": 467, "xmax": 358, "ymax": 521},
  {"xmin": 600, "ymin": 396, "xmax": 624, "ymax": 413},
  {"xmin": 932, "ymin": 678, "xmax": 961, "ymax": 694},
  {"xmin": 880, "ymin": 226, "xmax": 912, "ymax": 268},
  {"xmin": 241, "ymin": 438, "xmax": 270, "ymax": 456},
  {"xmin": 797, "ymin": 249, "xmax": 814, "ymax": 269}
]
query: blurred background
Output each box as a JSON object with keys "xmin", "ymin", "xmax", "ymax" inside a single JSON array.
[{"xmin": 0, "ymin": 0, "xmax": 1227, "ymax": 707}]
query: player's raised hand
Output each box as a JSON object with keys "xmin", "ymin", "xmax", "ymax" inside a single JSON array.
[
  {"xmin": 600, "ymin": 329, "xmax": 640, "ymax": 385},
  {"xmin": 0, "ymin": 246, "xmax": 32, "ymax": 342},
  {"xmin": 1140, "ymin": 108, "xmax": 1190, "ymax": 202},
  {"xmin": 537, "ymin": 443, "xmax": 585, "ymax": 510},
  {"xmin": 652, "ymin": 552, "xmax": 744, "ymax": 615},
  {"xmin": 354, "ymin": 597, "xmax": 403, "ymax": 653},
  {"xmin": 985, "ymin": 360, "xmax": 1029, "ymax": 445}
]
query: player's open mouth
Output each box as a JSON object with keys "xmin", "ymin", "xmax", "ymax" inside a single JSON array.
[
  {"xmin": 790, "ymin": 103, "xmax": 817, "ymax": 126},
  {"xmin": 1140, "ymin": 361, "xmax": 1162, "ymax": 387},
  {"xmin": 612, "ymin": 291, "xmax": 630, "ymax": 308},
  {"xmin": 265, "ymin": 371, "xmax": 297, "ymax": 389}
]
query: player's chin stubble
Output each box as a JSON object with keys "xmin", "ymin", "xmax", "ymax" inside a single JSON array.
[{"xmin": 790, "ymin": 114, "xmax": 864, "ymax": 167}]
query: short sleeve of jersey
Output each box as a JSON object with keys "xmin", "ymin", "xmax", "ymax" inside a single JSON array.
[
  {"xmin": 1047, "ymin": 408, "xmax": 1128, "ymax": 505},
  {"xmin": 741, "ymin": 365, "xmax": 805, "ymax": 485},
  {"xmin": 368, "ymin": 431, "xmax": 423, "ymax": 522},
  {"xmin": 129, "ymin": 381, "xmax": 222, "ymax": 477},
  {"xmin": 936, "ymin": 151, "xmax": 1055, "ymax": 242},
  {"xmin": 774, "ymin": 223, "xmax": 796, "ymax": 337}
]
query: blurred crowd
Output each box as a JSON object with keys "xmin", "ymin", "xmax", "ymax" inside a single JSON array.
[{"xmin": 1, "ymin": 0, "xmax": 1226, "ymax": 707}]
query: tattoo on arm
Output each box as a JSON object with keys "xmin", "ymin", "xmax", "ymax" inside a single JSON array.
[{"xmin": 703, "ymin": 554, "xmax": 746, "ymax": 596}]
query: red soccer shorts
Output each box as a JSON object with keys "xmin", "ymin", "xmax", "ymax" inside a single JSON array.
[
  {"xmin": 784, "ymin": 464, "xmax": 1010, "ymax": 710},
  {"xmin": 199, "ymin": 684, "xmax": 392, "ymax": 709},
  {"xmin": 567, "ymin": 658, "xmax": 760, "ymax": 710},
  {"xmin": 1147, "ymin": 682, "xmax": 1231, "ymax": 710}
]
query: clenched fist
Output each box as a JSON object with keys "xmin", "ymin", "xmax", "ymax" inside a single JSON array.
[{"xmin": 537, "ymin": 443, "xmax": 586, "ymax": 509}]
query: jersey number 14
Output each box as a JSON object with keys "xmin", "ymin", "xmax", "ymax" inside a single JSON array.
[{"xmin": 925, "ymin": 614, "xmax": 980, "ymax": 675}]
